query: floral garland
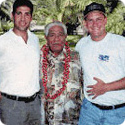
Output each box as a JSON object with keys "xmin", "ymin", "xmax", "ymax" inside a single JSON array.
[{"xmin": 42, "ymin": 42, "xmax": 71, "ymax": 99}]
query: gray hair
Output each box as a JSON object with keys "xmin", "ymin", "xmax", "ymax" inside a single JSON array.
[{"xmin": 44, "ymin": 21, "xmax": 67, "ymax": 36}]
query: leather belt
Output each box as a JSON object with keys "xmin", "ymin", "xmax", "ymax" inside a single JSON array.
[
  {"xmin": 1, "ymin": 91, "xmax": 40, "ymax": 103},
  {"xmin": 92, "ymin": 103, "xmax": 125, "ymax": 110}
]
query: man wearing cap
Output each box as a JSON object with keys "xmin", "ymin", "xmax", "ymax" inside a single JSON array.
[{"xmin": 75, "ymin": 2, "xmax": 125, "ymax": 125}]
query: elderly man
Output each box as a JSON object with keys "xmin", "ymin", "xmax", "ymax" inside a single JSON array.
[
  {"xmin": 40, "ymin": 21, "xmax": 83, "ymax": 125},
  {"xmin": 75, "ymin": 2, "xmax": 125, "ymax": 125},
  {"xmin": 0, "ymin": 0, "xmax": 41, "ymax": 124}
]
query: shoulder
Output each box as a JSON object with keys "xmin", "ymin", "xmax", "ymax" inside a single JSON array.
[
  {"xmin": 0, "ymin": 30, "xmax": 13, "ymax": 45},
  {"xmin": 77, "ymin": 36, "xmax": 89, "ymax": 44},
  {"xmin": 75, "ymin": 35, "xmax": 89, "ymax": 51},
  {"xmin": 108, "ymin": 33, "xmax": 125, "ymax": 48},
  {"xmin": 29, "ymin": 31, "xmax": 37, "ymax": 37},
  {"xmin": 0, "ymin": 30, "xmax": 10, "ymax": 39},
  {"xmin": 69, "ymin": 49, "xmax": 82, "ymax": 71},
  {"xmin": 70, "ymin": 49, "xmax": 80, "ymax": 61},
  {"xmin": 108, "ymin": 33, "xmax": 125, "ymax": 41},
  {"xmin": 28, "ymin": 30, "xmax": 39, "ymax": 41}
]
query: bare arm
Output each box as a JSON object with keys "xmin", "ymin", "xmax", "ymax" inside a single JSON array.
[
  {"xmin": 87, "ymin": 77, "xmax": 125, "ymax": 99},
  {"xmin": 106, "ymin": 77, "xmax": 125, "ymax": 91}
]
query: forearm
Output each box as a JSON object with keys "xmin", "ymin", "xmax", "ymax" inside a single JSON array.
[
  {"xmin": 106, "ymin": 77, "xmax": 125, "ymax": 92},
  {"xmin": 87, "ymin": 77, "xmax": 125, "ymax": 99}
]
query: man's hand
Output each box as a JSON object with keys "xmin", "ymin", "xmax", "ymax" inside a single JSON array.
[{"xmin": 87, "ymin": 77, "xmax": 108, "ymax": 99}]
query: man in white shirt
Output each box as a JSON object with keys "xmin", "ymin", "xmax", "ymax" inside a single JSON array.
[
  {"xmin": 75, "ymin": 2, "xmax": 125, "ymax": 125},
  {"xmin": 0, "ymin": 0, "xmax": 41, "ymax": 124}
]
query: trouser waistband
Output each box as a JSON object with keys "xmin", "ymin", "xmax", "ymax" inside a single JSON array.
[
  {"xmin": 1, "ymin": 91, "xmax": 40, "ymax": 103},
  {"xmin": 92, "ymin": 102, "xmax": 125, "ymax": 110}
]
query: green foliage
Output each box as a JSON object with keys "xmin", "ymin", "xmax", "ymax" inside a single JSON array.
[
  {"xmin": 32, "ymin": 0, "xmax": 125, "ymax": 35},
  {"xmin": 0, "ymin": 0, "xmax": 125, "ymax": 35},
  {"xmin": 0, "ymin": 22, "xmax": 3, "ymax": 33},
  {"xmin": 35, "ymin": 31, "xmax": 46, "ymax": 46},
  {"xmin": 67, "ymin": 34, "xmax": 82, "ymax": 49},
  {"xmin": 1, "ymin": 21, "xmax": 13, "ymax": 31},
  {"xmin": 106, "ymin": 1, "xmax": 125, "ymax": 35}
]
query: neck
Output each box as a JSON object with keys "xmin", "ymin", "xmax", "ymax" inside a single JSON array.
[
  {"xmin": 91, "ymin": 32, "xmax": 107, "ymax": 42},
  {"xmin": 52, "ymin": 52, "xmax": 62, "ymax": 57},
  {"xmin": 49, "ymin": 49, "xmax": 63, "ymax": 57},
  {"xmin": 13, "ymin": 28, "xmax": 28, "ymax": 43}
]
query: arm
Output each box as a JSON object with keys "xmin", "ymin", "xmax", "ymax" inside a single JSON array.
[
  {"xmin": 87, "ymin": 77, "xmax": 125, "ymax": 99},
  {"xmin": 106, "ymin": 77, "xmax": 125, "ymax": 91},
  {"xmin": 69, "ymin": 68, "xmax": 84, "ymax": 100},
  {"xmin": 69, "ymin": 51, "xmax": 84, "ymax": 100}
]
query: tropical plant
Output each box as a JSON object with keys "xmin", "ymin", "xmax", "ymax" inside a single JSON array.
[
  {"xmin": 0, "ymin": 0, "xmax": 125, "ymax": 35},
  {"xmin": 106, "ymin": 1, "xmax": 125, "ymax": 35},
  {"xmin": 32, "ymin": 0, "xmax": 125, "ymax": 35}
]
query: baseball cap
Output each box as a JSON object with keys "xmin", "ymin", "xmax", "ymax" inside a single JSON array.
[{"xmin": 84, "ymin": 2, "xmax": 105, "ymax": 18}]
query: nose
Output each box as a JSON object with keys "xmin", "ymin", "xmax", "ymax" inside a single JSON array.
[
  {"xmin": 93, "ymin": 21, "xmax": 97, "ymax": 26},
  {"xmin": 21, "ymin": 14, "xmax": 25, "ymax": 21},
  {"xmin": 55, "ymin": 35, "xmax": 60, "ymax": 41}
]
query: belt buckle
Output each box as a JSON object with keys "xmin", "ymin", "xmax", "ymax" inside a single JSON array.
[
  {"xmin": 33, "ymin": 93, "xmax": 37, "ymax": 98},
  {"xmin": 16, "ymin": 96, "xmax": 19, "ymax": 101},
  {"xmin": 112, "ymin": 105, "xmax": 115, "ymax": 109}
]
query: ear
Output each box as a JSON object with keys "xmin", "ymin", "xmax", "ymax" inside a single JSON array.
[
  {"xmin": 83, "ymin": 20, "xmax": 87, "ymax": 29},
  {"xmin": 104, "ymin": 17, "xmax": 107, "ymax": 25},
  {"xmin": 44, "ymin": 35, "xmax": 47, "ymax": 40},
  {"xmin": 44, "ymin": 35, "xmax": 49, "ymax": 45},
  {"xmin": 30, "ymin": 16, "xmax": 32, "ymax": 22},
  {"xmin": 10, "ymin": 13, "xmax": 14, "ymax": 21},
  {"xmin": 65, "ymin": 34, "xmax": 67, "ymax": 39}
]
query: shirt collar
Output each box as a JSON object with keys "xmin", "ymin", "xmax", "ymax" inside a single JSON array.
[{"xmin": 9, "ymin": 28, "xmax": 30, "ymax": 38}]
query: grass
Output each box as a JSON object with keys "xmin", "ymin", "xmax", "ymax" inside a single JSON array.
[{"xmin": 34, "ymin": 31, "xmax": 83, "ymax": 49}]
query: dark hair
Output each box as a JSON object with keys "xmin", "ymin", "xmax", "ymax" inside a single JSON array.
[
  {"xmin": 12, "ymin": 0, "xmax": 33, "ymax": 16},
  {"xmin": 84, "ymin": 2, "xmax": 105, "ymax": 19}
]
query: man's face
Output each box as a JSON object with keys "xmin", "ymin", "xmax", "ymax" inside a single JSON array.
[
  {"xmin": 45, "ymin": 25, "xmax": 67, "ymax": 56},
  {"xmin": 85, "ymin": 11, "xmax": 107, "ymax": 40},
  {"xmin": 12, "ymin": 6, "xmax": 32, "ymax": 32}
]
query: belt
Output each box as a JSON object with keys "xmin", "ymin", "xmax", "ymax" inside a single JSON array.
[
  {"xmin": 1, "ymin": 91, "xmax": 40, "ymax": 103},
  {"xmin": 92, "ymin": 103, "xmax": 125, "ymax": 110}
]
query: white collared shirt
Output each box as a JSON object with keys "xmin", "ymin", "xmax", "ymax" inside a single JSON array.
[{"xmin": 0, "ymin": 29, "xmax": 40, "ymax": 96}]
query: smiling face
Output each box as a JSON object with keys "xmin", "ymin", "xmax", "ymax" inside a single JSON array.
[
  {"xmin": 45, "ymin": 25, "xmax": 67, "ymax": 56},
  {"xmin": 12, "ymin": 6, "xmax": 32, "ymax": 33},
  {"xmin": 85, "ymin": 11, "xmax": 107, "ymax": 41}
]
